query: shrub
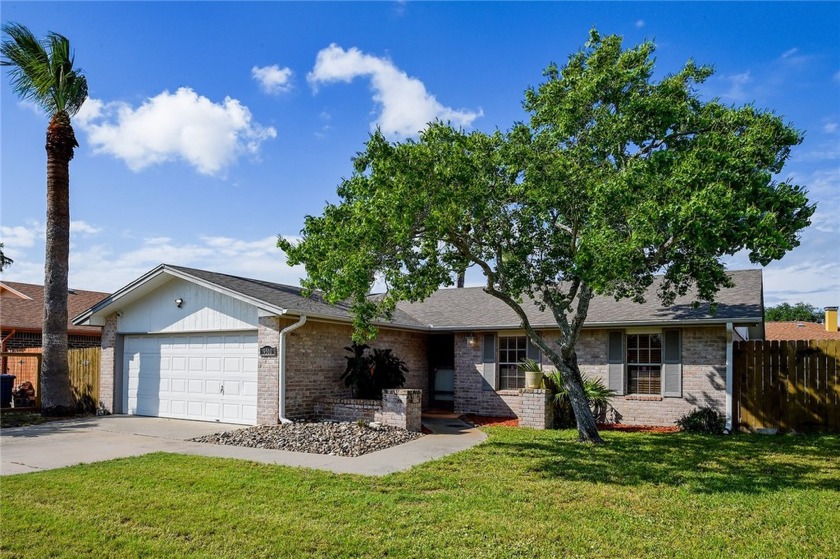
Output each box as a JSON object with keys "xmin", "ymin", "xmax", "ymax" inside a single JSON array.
[
  {"xmin": 544, "ymin": 372, "xmax": 616, "ymax": 428},
  {"xmin": 340, "ymin": 342, "xmax": 407, "ymax": 399},
  {"xmin": 676, "ymin": 407, "xmax": 726, "ymax": 434}
]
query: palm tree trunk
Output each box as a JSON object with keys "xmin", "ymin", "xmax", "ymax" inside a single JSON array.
[{"xmin": 40, "ymin": 111, "xmax": 76, "ymax": 416}]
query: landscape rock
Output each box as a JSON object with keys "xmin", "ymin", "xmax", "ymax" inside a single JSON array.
[{"xmin": 190, "ymin": 421, "xmax": 422, "ymax": 457}]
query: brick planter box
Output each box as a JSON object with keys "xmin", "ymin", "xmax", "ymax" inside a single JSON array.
[{"xmin": 314, "ymin": 389, "xmax": 422, "ymax": 432}]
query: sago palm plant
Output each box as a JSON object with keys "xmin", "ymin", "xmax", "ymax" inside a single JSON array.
[{"xmin": 544, "ymin": 371, "xmax": 616, "ymax": 428}]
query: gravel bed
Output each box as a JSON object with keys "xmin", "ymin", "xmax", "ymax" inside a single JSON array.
[{"xmin": 190, "ymin": 421, "xmax": 423, "ymax": 457}]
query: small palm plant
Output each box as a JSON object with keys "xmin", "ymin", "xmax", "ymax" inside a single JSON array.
[
  {"xmin": 544, "ymin": 372, "xmax": 616, "ymax": 428},
  {"xmin": 341, "ymin": 343, "xmax": 407, "ymax": 399}
]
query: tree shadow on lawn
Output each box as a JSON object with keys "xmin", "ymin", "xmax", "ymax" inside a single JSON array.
[{"xmin": 486, "ymin": 430, "xmax": 840, "ymax": 495}]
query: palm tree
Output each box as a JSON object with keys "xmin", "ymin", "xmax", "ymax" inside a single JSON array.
[
  {"xmin": 2, "ymin": 23, "xmax": 88, "ymax": 415},
  {"xmin": 0, "ymin": 242, "xmax": 12, "ymax": 271}
]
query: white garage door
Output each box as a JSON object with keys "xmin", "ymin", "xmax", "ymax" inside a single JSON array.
[{"xmin": 124, "ymin": 332, "xmax": 258, "ymax": 425}]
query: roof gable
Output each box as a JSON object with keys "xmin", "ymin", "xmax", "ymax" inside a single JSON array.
[{"xmin": 1, "ymin": 281, "xmax": 109, "ymax": 334}]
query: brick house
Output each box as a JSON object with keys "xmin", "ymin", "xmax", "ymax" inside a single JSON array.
[
  {"xmin": 73, "ymin": 264, "xmax": 764, "ymax": 429},
  {"xmin": 1, "ymin": 281, "xmax": 109, "ymax": 380}
]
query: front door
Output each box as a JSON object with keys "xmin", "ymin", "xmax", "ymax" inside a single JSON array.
[{"xmin": 428, "ymin": 334, "xmax": 455, "ymax": 410}]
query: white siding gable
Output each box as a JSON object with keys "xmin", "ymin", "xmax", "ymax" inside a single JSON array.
[{"xmin": 117, "ymin": 278, "xmax": 259, "ymax": 334}]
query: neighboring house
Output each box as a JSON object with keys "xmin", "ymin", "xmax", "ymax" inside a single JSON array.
[
  {"xmin": 1, "ymin": 281, "xmax": 109, "ymax": 385},
  {"xmin": 1, "ymin": 281, "xmax": 109, "ymax": 351},
  {"xmin": 764, "ymin": 307, "xmax": 840, "ymax": 341},
  {"xmin": 73, "ymin": 264, "xmax": 764, "ymax": 427}
]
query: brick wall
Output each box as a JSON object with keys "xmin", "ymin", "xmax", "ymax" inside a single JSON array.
[
  {"xmin": 453, "ymin": 332, "xmax": 520, "ymax": 417},
  {"xmin": 1, "ymin": 330, "xmax": 101, "ymax": 350},
  {"xmin": 572, "ymin": 326, "xmax": 727, "ymax": 426},
  {"xmin": 519, "ymin": 389, "xmax": 552, "ymax": 429},
  {"xmin": 257, "ymin": 316, "xmax": 281, "ymax": 425},
  {"xmin": 377, "ymin": 389, "xmax": 422, "ymax": 432},
  {"xmin": 281, "ymin": 318, "xmax": 428, "ymax": 420},
  {"xmin": 98, "ymin": 314, "xmax": 118, "ymax": 414},
  {"xmin": 456, "ymin": 326, "xmax": 727, "ymax": 427},
  {"xmin": 314, "ymin": 389, "xmax": 422, "ymax": 432}
]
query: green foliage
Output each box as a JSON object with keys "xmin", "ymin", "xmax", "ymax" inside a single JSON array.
[
  {"xmin": 340, "ymin": 342, "xmax": 407, "ymax": 399},
  {"xmin": 0, "ymin": 242, "xmax": 11, "ymax": 271},
  {"xmin": 544, "ymin": 372, "xmax": 616, "ymax": 428},
  {"xmin": 676, "ymin": 407, "xmax": 727, "ymax": 434},
  {"xmin": 765, "ymin": 302, "xmax": 822, "ymax": 322},
  {"xmin": 518, "ymin": 358, "xmax": 542, "ymax": 373},
  {"xmin": 280, "ymin": 29, "xmax": 813, "ymax": 439},
  {"xmin": 1, "ymin": 22, "xmax": 88, "ymax": 116}
]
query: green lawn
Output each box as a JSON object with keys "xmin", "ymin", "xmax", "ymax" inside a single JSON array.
[{"xmin": 2, "ymin": 429, "xmax": 838, "ymax": 559}]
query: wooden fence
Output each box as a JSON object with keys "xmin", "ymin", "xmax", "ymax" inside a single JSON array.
[
  {"xmin": 68, "ymin": 347, "xmax": 101, "ymax": 410},
  {"xmin": 733, "ymin": 340, "xmax": 839, "ymax": 433},
  {"xmin": 1, "ymin": 347, "xmax": 100, "ymax": 411}
]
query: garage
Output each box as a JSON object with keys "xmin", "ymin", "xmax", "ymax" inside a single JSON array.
[{"xmin": 124, "ymin": 332, "xmax": 258, "ymax": 425}]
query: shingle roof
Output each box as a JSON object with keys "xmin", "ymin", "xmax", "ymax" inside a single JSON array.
[
  {"xmin": 166, "ymin": 266, "xmax": 427, "ymax": 328},
  {"xmin": 396, "ymin": 270, "xmax": 764, "ymax": 329},
  {"xmin": 169, "ymin": 266, "xmax": 762, "ymax": 330},
  {"xmin": 75, "ymin": 264, "xmax": 764, "ymax": 331},
  {"xmin": 764, "ymin": 321, "xmax": 840, "ymax": 341},
  {"xmin": 1, "ymin": 281, "xmax": 109, "ymax": 335}
]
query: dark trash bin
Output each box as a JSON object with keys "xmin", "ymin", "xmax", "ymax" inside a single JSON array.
[{"xmin": 0, "ymin": 374, "xmax": 16, "ymax": 408}]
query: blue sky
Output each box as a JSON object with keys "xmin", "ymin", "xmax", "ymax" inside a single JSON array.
[{"xmin": 1, "ymin": 1, "xmax": 838, "ymax": 308}]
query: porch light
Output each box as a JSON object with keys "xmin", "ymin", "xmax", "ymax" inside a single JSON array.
[
  {"xmin": 175, "ymin": 298, "xmax": 184, "ymax": 308},
  {"xmin": 466, "ymin": 334, "xmax": 477, "ymax": 347}
]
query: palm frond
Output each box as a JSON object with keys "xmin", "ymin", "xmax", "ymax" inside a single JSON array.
[{"xmin": 1, "ymin": 22, "xmax": 87, "ymax": 116}]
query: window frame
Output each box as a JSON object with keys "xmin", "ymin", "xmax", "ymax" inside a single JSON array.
[
  {"xmin": 625, "ymin": 332, "xmax": 663, "ymax": 395},
  {"xmin": 498, "ymin": 335, "xmax": 528, "ymax": 390}
]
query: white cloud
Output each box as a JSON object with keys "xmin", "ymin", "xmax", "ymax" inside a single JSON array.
[
  {"xmin": 823, "ymin": 122, "xmax": 838, "ymax": 134},
  {"xmin": 252, "ymin": 65, "xmax": 294, "ymax": 94},
  {"xmin": 719, "ymin": 71, "xmax": 752, "ymax": 102},
  {"xmin": 307, "ymin": 44, "xmax": 482, "ymax": 138},
  {"xmin": 1, "ymin": 223, "xmax": 40, "ymax": 250},
  {"xmin": 781, "ymin": 47, "xmax": 799, "ymax": 59},
  {"xmin": 804, "ymin": 168, "xmax": 840, "ymax": 234},
  {"xmin": 635, "ymin": 20, "xmax": 645, "ymax": 29},
  {"xmin": 0, "ymin": 227, "xmax": 306, "ymax": 293},
  {"xmin": 70, "ymin": 221, "xmax": 102, "ymax": 236},
  {"xmin": 74, "ymin": 88, "xmax": 277, "ymax": 177}
]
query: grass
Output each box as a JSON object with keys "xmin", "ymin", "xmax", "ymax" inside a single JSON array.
[{"xmin": 2, "ymin": 428, "xmax": 838, "ymax": 558}]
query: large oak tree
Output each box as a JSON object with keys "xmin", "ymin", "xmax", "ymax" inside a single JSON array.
[
  {"xmin": 2, "ymin": 23, "xmax": 88, "ymax": 415},
  {"xmin": 280, "ymin": 31, "xmax": 813, "ymax": 443}
]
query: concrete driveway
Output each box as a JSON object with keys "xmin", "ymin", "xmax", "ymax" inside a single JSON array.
[{"xmin": 1, "ymin": 414, "xmax": 486, "ymax": 476}]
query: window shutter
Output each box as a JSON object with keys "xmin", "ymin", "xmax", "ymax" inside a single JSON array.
[
  {"xmin": 482, "ymin": 333, "xmax": 497, "ymax": 391},
  {"xmin": 526, "ymin": 336, "xmax": 541, "ymax": 364},
  {"xmin": 662, "ymin": 329, "xmax": 682, "ymax": 397},
  {"xmin": 607, "ymin": 331, "xmax": 625, "ymax": 396}
]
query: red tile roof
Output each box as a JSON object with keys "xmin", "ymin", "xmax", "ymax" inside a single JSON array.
[
  {"xmin": 1, "ymin": 281, "xmax": 109, "ymax": 335},
  {"xmin": 764, "ymin": 321, "xmax": 840, "ymax": 341}
]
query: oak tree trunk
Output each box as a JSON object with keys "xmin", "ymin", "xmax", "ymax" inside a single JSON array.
[
  {"xmin": 552, "ymin": 350, "xmax": 604, "ymax": 444},
  {"xmin": 40, "ymin": 111, "xmax": 76, "ymax": 416}
]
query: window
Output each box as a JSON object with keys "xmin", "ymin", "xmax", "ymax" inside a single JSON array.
[
  {"xmin": 498, "ymin": 336, "xmax": 527, "ymax": 390},
  {"xmin": 626, "ymin": 333, "xmax": 662, "ymax": 395}
]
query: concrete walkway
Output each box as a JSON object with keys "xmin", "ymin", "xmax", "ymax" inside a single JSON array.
[{"xmin": 0, "ymin": 414, "xmax": 486, "ymax": 477}]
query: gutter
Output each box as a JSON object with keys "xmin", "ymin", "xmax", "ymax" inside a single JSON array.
[
  {"xmin": 278, "ymin": 314, "xmax": 307, "ymax": 424},
  {"xmin": 725, "ymin": 322, "xmax": 734, "ymax": 433}
]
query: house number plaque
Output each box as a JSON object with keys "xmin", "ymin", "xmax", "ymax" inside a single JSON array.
[{"xmin": 259, "ymin": 345, "xmax": 278, "ymax": 358}]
